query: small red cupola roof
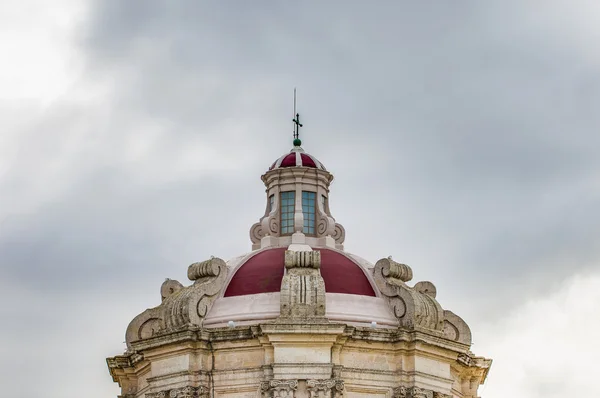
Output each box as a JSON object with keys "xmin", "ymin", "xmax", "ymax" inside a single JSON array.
[
  {"xmin": 224, "ymin": 248, "xmax": 376, "ymax": 297},
  {"xmin": 269, "ymin": 145, "xmax": 326, "ymax": 171}
]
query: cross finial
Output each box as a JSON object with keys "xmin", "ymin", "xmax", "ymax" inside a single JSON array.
[
  {"xmin": 292, "ymin": 88, "xmax": 303, "ymax": 146},
  {"xmin": 293, "ymin": 113, "xmax": 302, "ymax": 139}
]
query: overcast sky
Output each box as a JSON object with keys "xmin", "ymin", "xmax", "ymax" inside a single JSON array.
[{"xmin": 1, "ymin": 1, "xmax": 599, "ymax": 397}]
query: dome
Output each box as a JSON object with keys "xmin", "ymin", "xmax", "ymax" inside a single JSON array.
[
  {"xmin": 110, "ymin": 113, "xmax": 491, "ymax": 398},
  {"xmin": 223, "ymin": 247, "xmax": 376, "ymax": 297},
  {"xmin": 202, "ymin": 248, "xmax": 397, "ymax": 329},
  {"xmin": 268, "ymin": 146, "xmax": 326, "ymax": 171}
]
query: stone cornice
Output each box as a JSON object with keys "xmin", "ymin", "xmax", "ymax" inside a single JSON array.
[{"xmin": 124, "ymin": 322, "xmax": 474, "ymax": 358}]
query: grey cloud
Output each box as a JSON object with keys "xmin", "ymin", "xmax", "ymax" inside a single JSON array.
[{"xmin": 77, "ymin": 0, "xmax": 600, "ymax": 319}]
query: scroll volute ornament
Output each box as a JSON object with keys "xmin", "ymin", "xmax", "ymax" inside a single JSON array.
[
  {"xmin": 125, "ymin": 257, "xmax": 229, "ymax": 347},
  {"xmin": 374, "ymin": 257, "xmax": 444, "ymax": 331},
  {"xmin": 162, "ymin": 257, "xmax": 228, "ymax": 330},
  {"xmin": 316, "ymin": 199, "xmax": 335, "ymax": 237},
  {"xmin": 393, "ymin": 386, "xmax": 451, "ymax": 398},
  {"xmin": 250, "ymin": 189, "xmax": 281, "ymax": 245},
  {"xmin": 261, "ymin": 380, "xmax": 298, "ymax": 398},
  {"xmin": 307, "ymin": 379, "xmax": 345, "ymax": 398}
]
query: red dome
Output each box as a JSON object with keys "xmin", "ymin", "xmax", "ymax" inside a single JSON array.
[
  {"xmin": 269, "ymin": 148, "xmax": 326, "ymax": 171},
  {"xmin": 224, "ymin": 248, "xmax": 376, "ymax": 297}
]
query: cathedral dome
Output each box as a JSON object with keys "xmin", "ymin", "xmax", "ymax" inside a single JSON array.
[
  {"xmin": 223, "ymin": 247, "xmax": 376, "ymax": 297},
  {"xmin": 109, "ymin": 108, "xmax": 492, "ymax": 398},
  {"xmin": 268, "ymin": 145, "xmax": 326, "ymax": 171},
  {"xmin": 201, "ymin": 248, "xmax": 396, "ymax": 329}
]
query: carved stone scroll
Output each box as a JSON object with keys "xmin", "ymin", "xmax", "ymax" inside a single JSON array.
[
  {"xmin": 316, "ymin": 198, "xmax": 336, "ymax": 238},
  {"xmin": 442, "ymin": 310, "xmax": 472, "ymax": 345},
  {"xmin": 414, "ymin": 281, "xmax": 436, "ymax": 298},
  {"xmin": 146, "ymin": 385, "xmax": 209, "ymax": 398},
  {"xmin": 163, "ymin": 257, "xmax": 228, "ymax": 330},
  {"xmin": 392, "ymin": 386, "xmax": 450, "ymax": 398},
  {"xmin": 161, "ymin": 279, "xmax": 184, "ymax": 301},
  {"xmin": 125, "ymin": 257, "xmax": 229, "ymax": 347},
  {"xmin": 261, "ymin": 379, "xmax": 298, "ymax": 398},
  {"xmin": 279, "ymin": 251, "xmax": 326, "ymax": 319},
  {"xmin": 187, "ymin": 258, "xmax": 221, "ymax": 281},
  {"xmin": 374, "ymin": 258, "xmax": 444, "ymax": 331},
  {"xmin": 333, "ymin": 223, "xmax": 345, "ymax": 245},
  {"xmin": 250, "ymin": 222, "xmax": 265, "ymax": 244},
  {"xmin": 250, "ymin": 190, "xmax": 281, "ymax": 246},
  {"xmin": 382, "ymin": 257, "xmax": 413, "ymax": 282},
  {"xmin": 307, "ymin": 379, "xmax": 345, "ymax": 398}
]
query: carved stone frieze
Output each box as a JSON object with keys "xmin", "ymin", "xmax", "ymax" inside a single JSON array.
[
  {"xmin": 392, "ymin": 386, "xmax": 450, "ymax": 398},
  {"xmin": 307, "ymin": 378, "xmax": 345, "ymax": 398},
  {"xmin": 146, "ymin": 385, "xmax": 209, "ymax": 398},
  {"xmin": 261, "ymin": 379, "xmax": 298, "ymax": 398},
  {"xmin": 373, "ymin": 258, "xmax": 444, "ymax": 331},
  {"xmin": 125, "ymin": 257, "xmax": 228, "ymax": 347},
  {"xmin": 279, "ymin": 251, "xmax": 326, "ymax": 320}
]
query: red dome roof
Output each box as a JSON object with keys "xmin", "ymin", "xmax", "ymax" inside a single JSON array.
[
  {"xmin": 269, "ymin": 148, "xmax": 326, "ymax": 171},
  {"xmin": 224, "ymin": 248, "xmax": 376, "ymax": 297}
]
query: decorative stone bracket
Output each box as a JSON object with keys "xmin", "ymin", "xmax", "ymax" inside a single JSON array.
[
  {"xmin": 125, "ymin": 257, "xmax": 229, "ymax": 348},
  {"xmin": 250, "ymin": 192, "xmax": 281, "ymax": 246},
  {"xmin": 279, "ymin": 250, "xmax": 326, "ymax": 320},
  {"xmin": 392, "ymin": 386, "xmax": 451, "ymax": 398},
  {"xmin": 307, "ymin": 378, "xmax": 345, "ymax": 398},
  {"xmin": 373, "ymin": 257, "xmax": 444, "ymax": 331},
  {"xmin": 261, "ymin": 379, "xmax": 298, "ymax": 398},
  {"xmin": 373, "ymin": 257, "xmax": 473, "ymax": 344},
  {"xmin": 260, "ymin": 379, "xmax": 344, "ymax": 398},
  {"xmin": 146, "ymin": 385, "xmax": 209, "ymax": 398}
]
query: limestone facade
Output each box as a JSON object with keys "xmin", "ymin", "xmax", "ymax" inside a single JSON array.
[{"xmin": 107, "ymin": 143, "xmax": 491, "ymax": 398}]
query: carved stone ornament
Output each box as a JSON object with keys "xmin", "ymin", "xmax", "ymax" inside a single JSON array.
[
  {"xmin": 307, "ymin": 378, "xmax": 345, "ymax": 398},
  {"xmin": 279, "ymin": 250, "xmax": 326, "ymax": 319},
  {"xmin": 442, "ymin": 310, "xmax": 472, "ymax": 345},
  {"xmin": 392, "ymin": 386, "xmax": 451, "ymax": 398},
  {"xmin": 261, "ymin": 379, "xmax": 298, "ymax": 398},
  {"xmin": 373, "ymin": 257, "xmax": 444, "ymax": 331},
  {"xmin": 146, "ymin": 385, "xmax": 209, "ymax": 398},
  {"xmin": 125, "ymin": 257, "xmax": 229, "ymax": 348},
  {"xmin": 250, "ymin": 188, "xmax": 280, "ymax": 245}
]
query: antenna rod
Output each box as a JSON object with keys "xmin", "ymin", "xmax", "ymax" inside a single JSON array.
[
  {"xmin": 292, "ymin": 88, "xmax": 303, "ymax": 144},
  {"xmin": 293, "ymin": 88, "xmax": 297, "ymax": 140}
]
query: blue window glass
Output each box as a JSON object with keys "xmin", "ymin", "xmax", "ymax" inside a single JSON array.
[
  {"xmin": 280, "ymin": 191, "xmax": 295, "ymax": 234},
  {"xmin": 302, "ymin": 191, "xmax": 316, "ymax": 235}
]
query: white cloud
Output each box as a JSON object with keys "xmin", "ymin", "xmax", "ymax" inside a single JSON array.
[
  {"xmin": 0, "ymin": 0, "xmax": 87, "ymax": 103},
  {"xmin": 478, "ymin": 270, "xmax": 600, "ymax": 398}
]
